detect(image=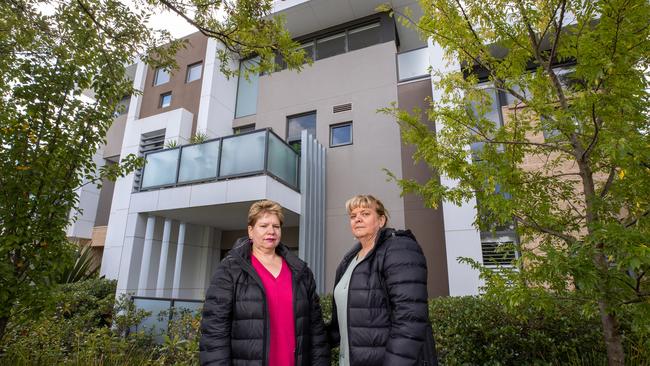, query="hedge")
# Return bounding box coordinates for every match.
[1,279,647,365]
